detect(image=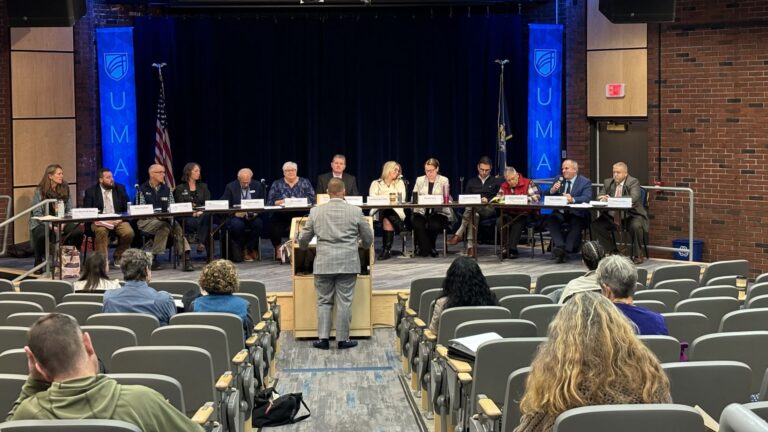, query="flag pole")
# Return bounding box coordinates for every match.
[495,59,510,177]
[152,62,175,189]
